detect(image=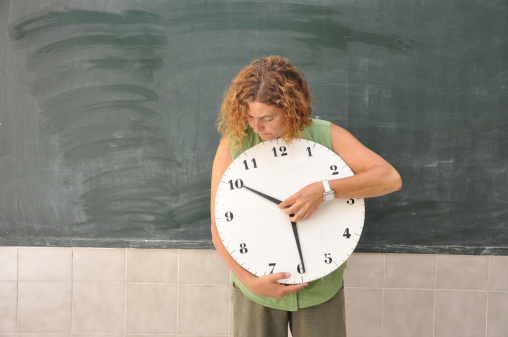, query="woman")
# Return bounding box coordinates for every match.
[210,56,401,337]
